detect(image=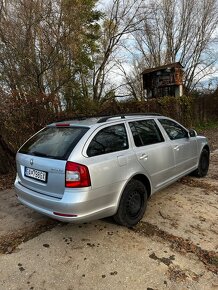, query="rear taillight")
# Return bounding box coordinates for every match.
[65,161,91,188]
